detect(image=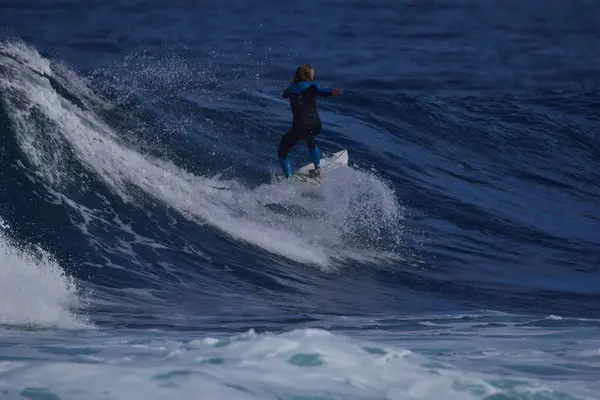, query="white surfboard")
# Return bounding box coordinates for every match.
[292,149,349,185]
